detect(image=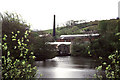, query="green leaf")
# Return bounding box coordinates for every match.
[32,56,36,59]
[25,31,28,34]
[106,67,108,70]
[26,39,29,42]
[12,39,16,41]
[116,32,120,36]
[116,50,118,53]
[7,51,10,56]
[99,56,102,60]
[4,43,7,45]
[17,31,20,33]
[11,32,14,34]
[4,34,7,37]
[14,46,17,49]
[3,37,6,41]
[103,62,106,65]
[20,53,23,57]
[117,61,119,64]
[22,61,25,65]
[31,52,33,55]
[15,33,17,36]
[4,46,8,50]
[108,55,112,59]
[97,65,102,70]
[27,64,31,67]
[88,51,90,54]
